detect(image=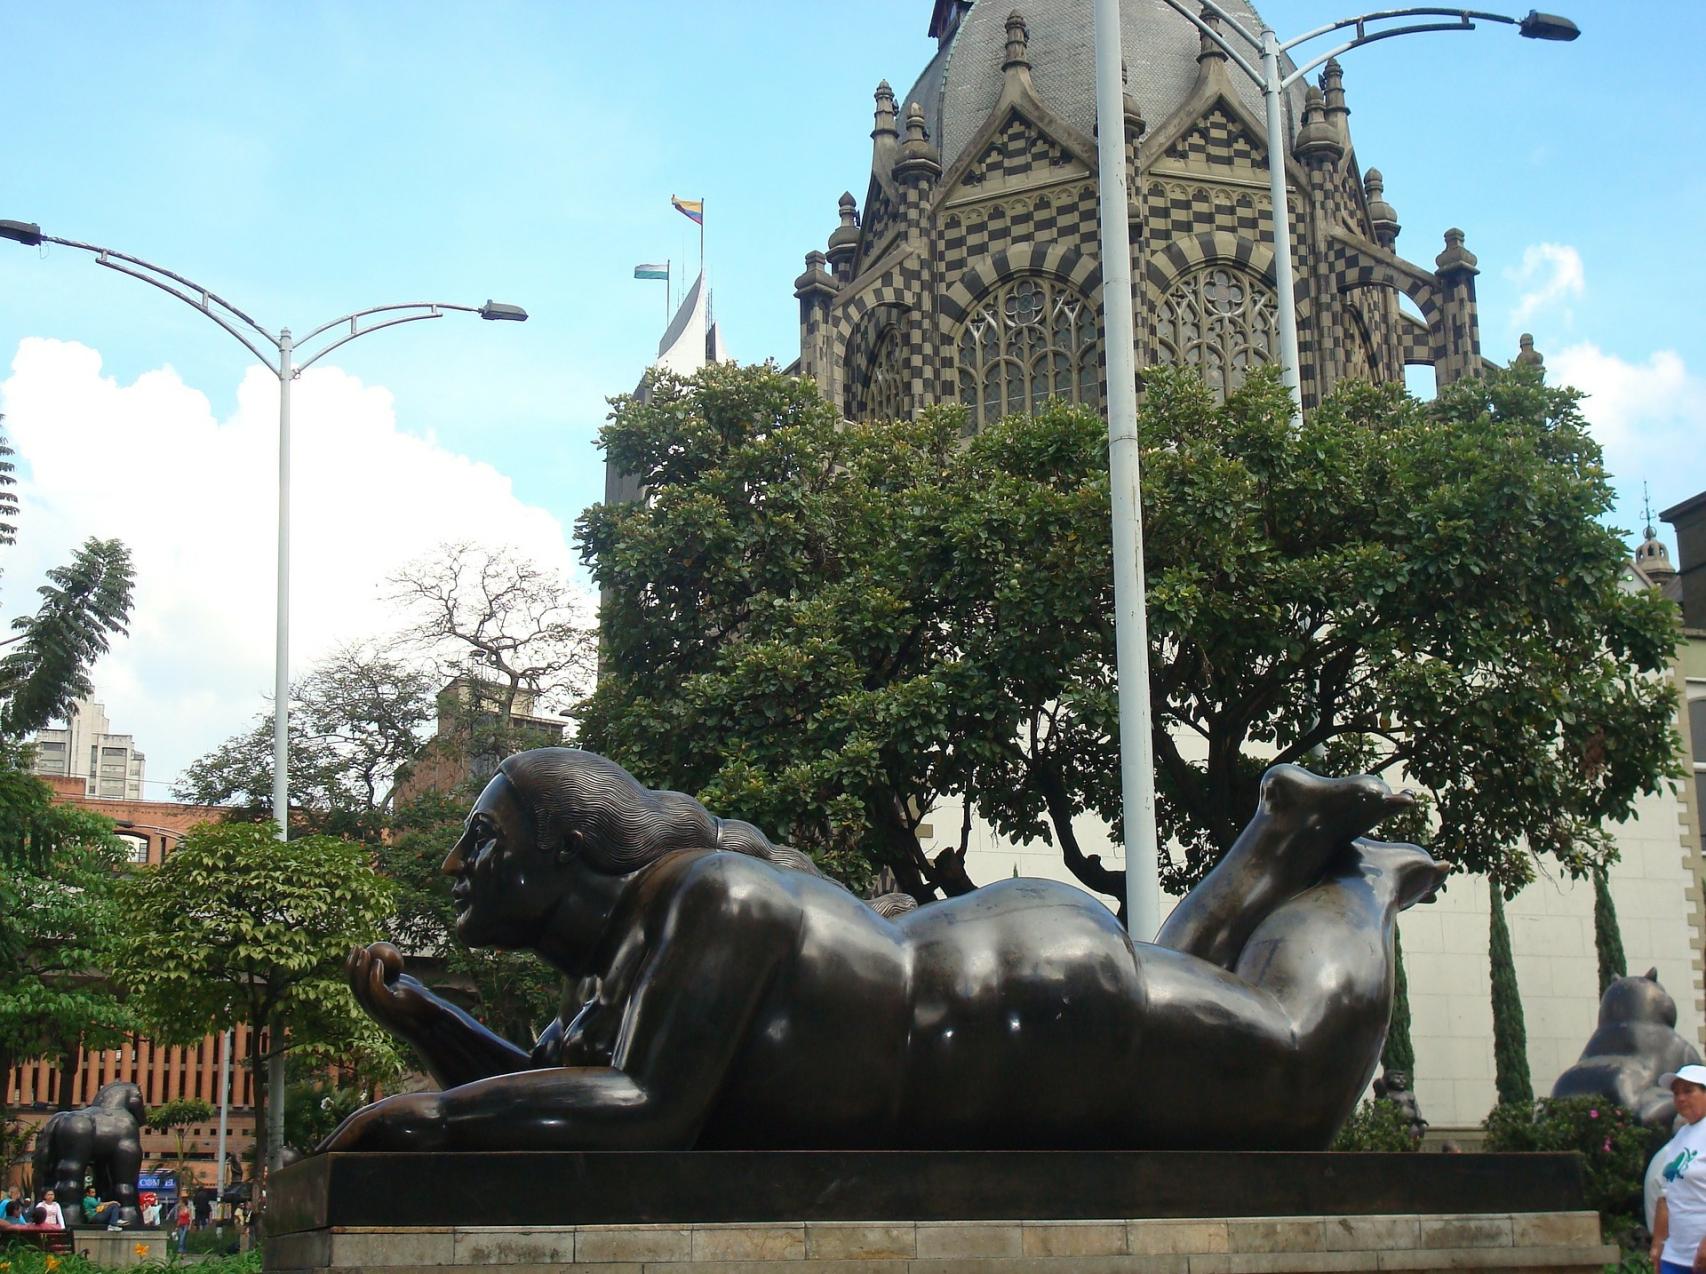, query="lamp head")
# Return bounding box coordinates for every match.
[1519,11,1580,40]
[0,220,44,246]
[478,301,528,322]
